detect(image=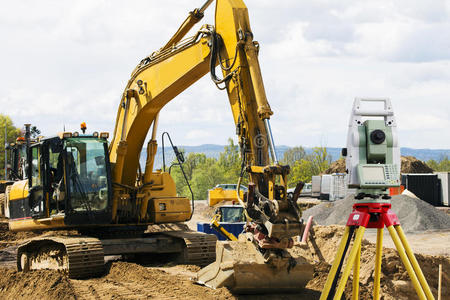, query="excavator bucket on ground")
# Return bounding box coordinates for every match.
[196,240,313,293]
